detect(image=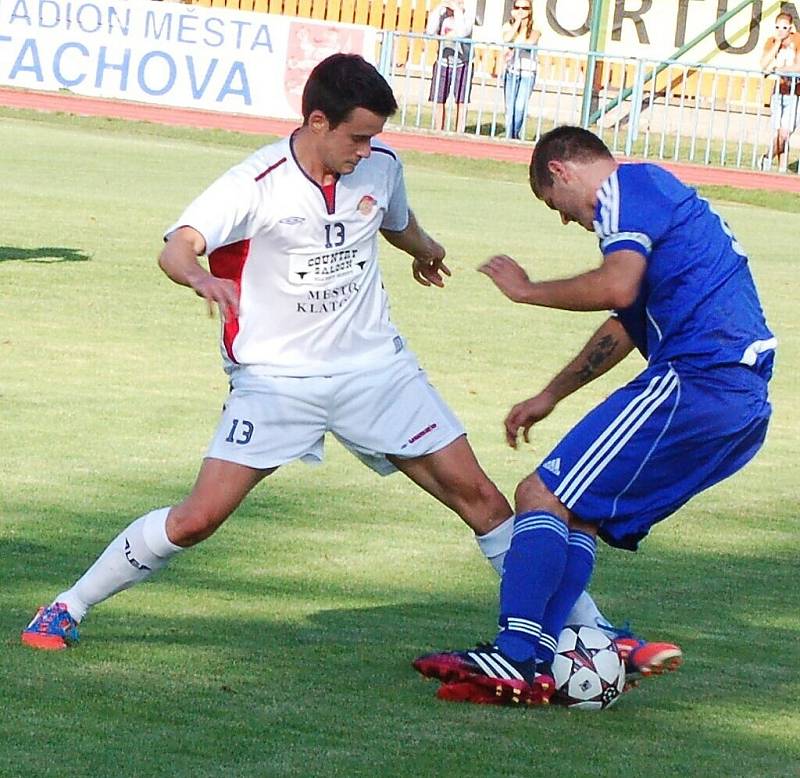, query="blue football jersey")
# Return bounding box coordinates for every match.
[596,164,776,372]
